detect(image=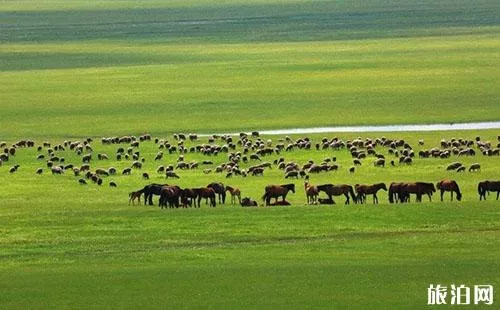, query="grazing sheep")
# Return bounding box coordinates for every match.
[349,166,355,173]
[36,168,43,174]
[97,153,109,160]
[109,181,117,187]
[456,166,466,172]
[142,172,150,180]
[469,163,481,172]
[95,168,109,176]
[78,178,87,185]
[132,161,142,169]
[285,171,299,179]
[373,158,385,167]
[82,154,92,163]
[166,171,180,179]
[154,152,163,161]
[122,167,132,175]
[353,159,362,166]
[446,162,463,171]
[108,167,117,175]
[51,166,63,175]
